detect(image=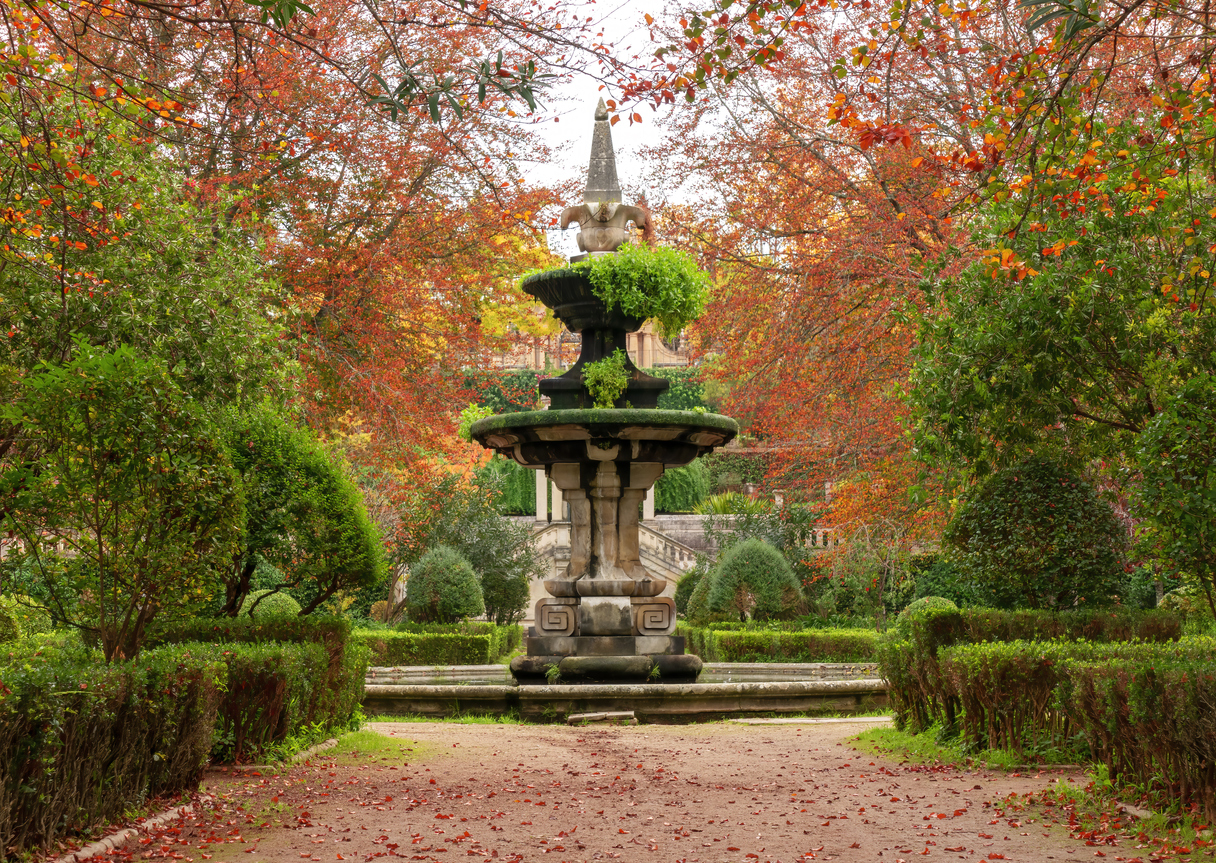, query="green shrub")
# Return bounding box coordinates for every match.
[893,596,958,636]
[150,615,368,746]
[218,405,387,618]
[674,565,707,618]
[406,546,485,623]
[655,460,711,513]
[357,622,521,666]
[393,477,540,625]
[0,639,223,854]
[239,589,302,618]
[208,640,328,762]
[944,458,1127,609]
[677,624,876,662]
[705,538,803,622]
[685,568,731,626]
[931,636,1216,817]
[1064,639,1216,818]
[876,607,1184,733]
